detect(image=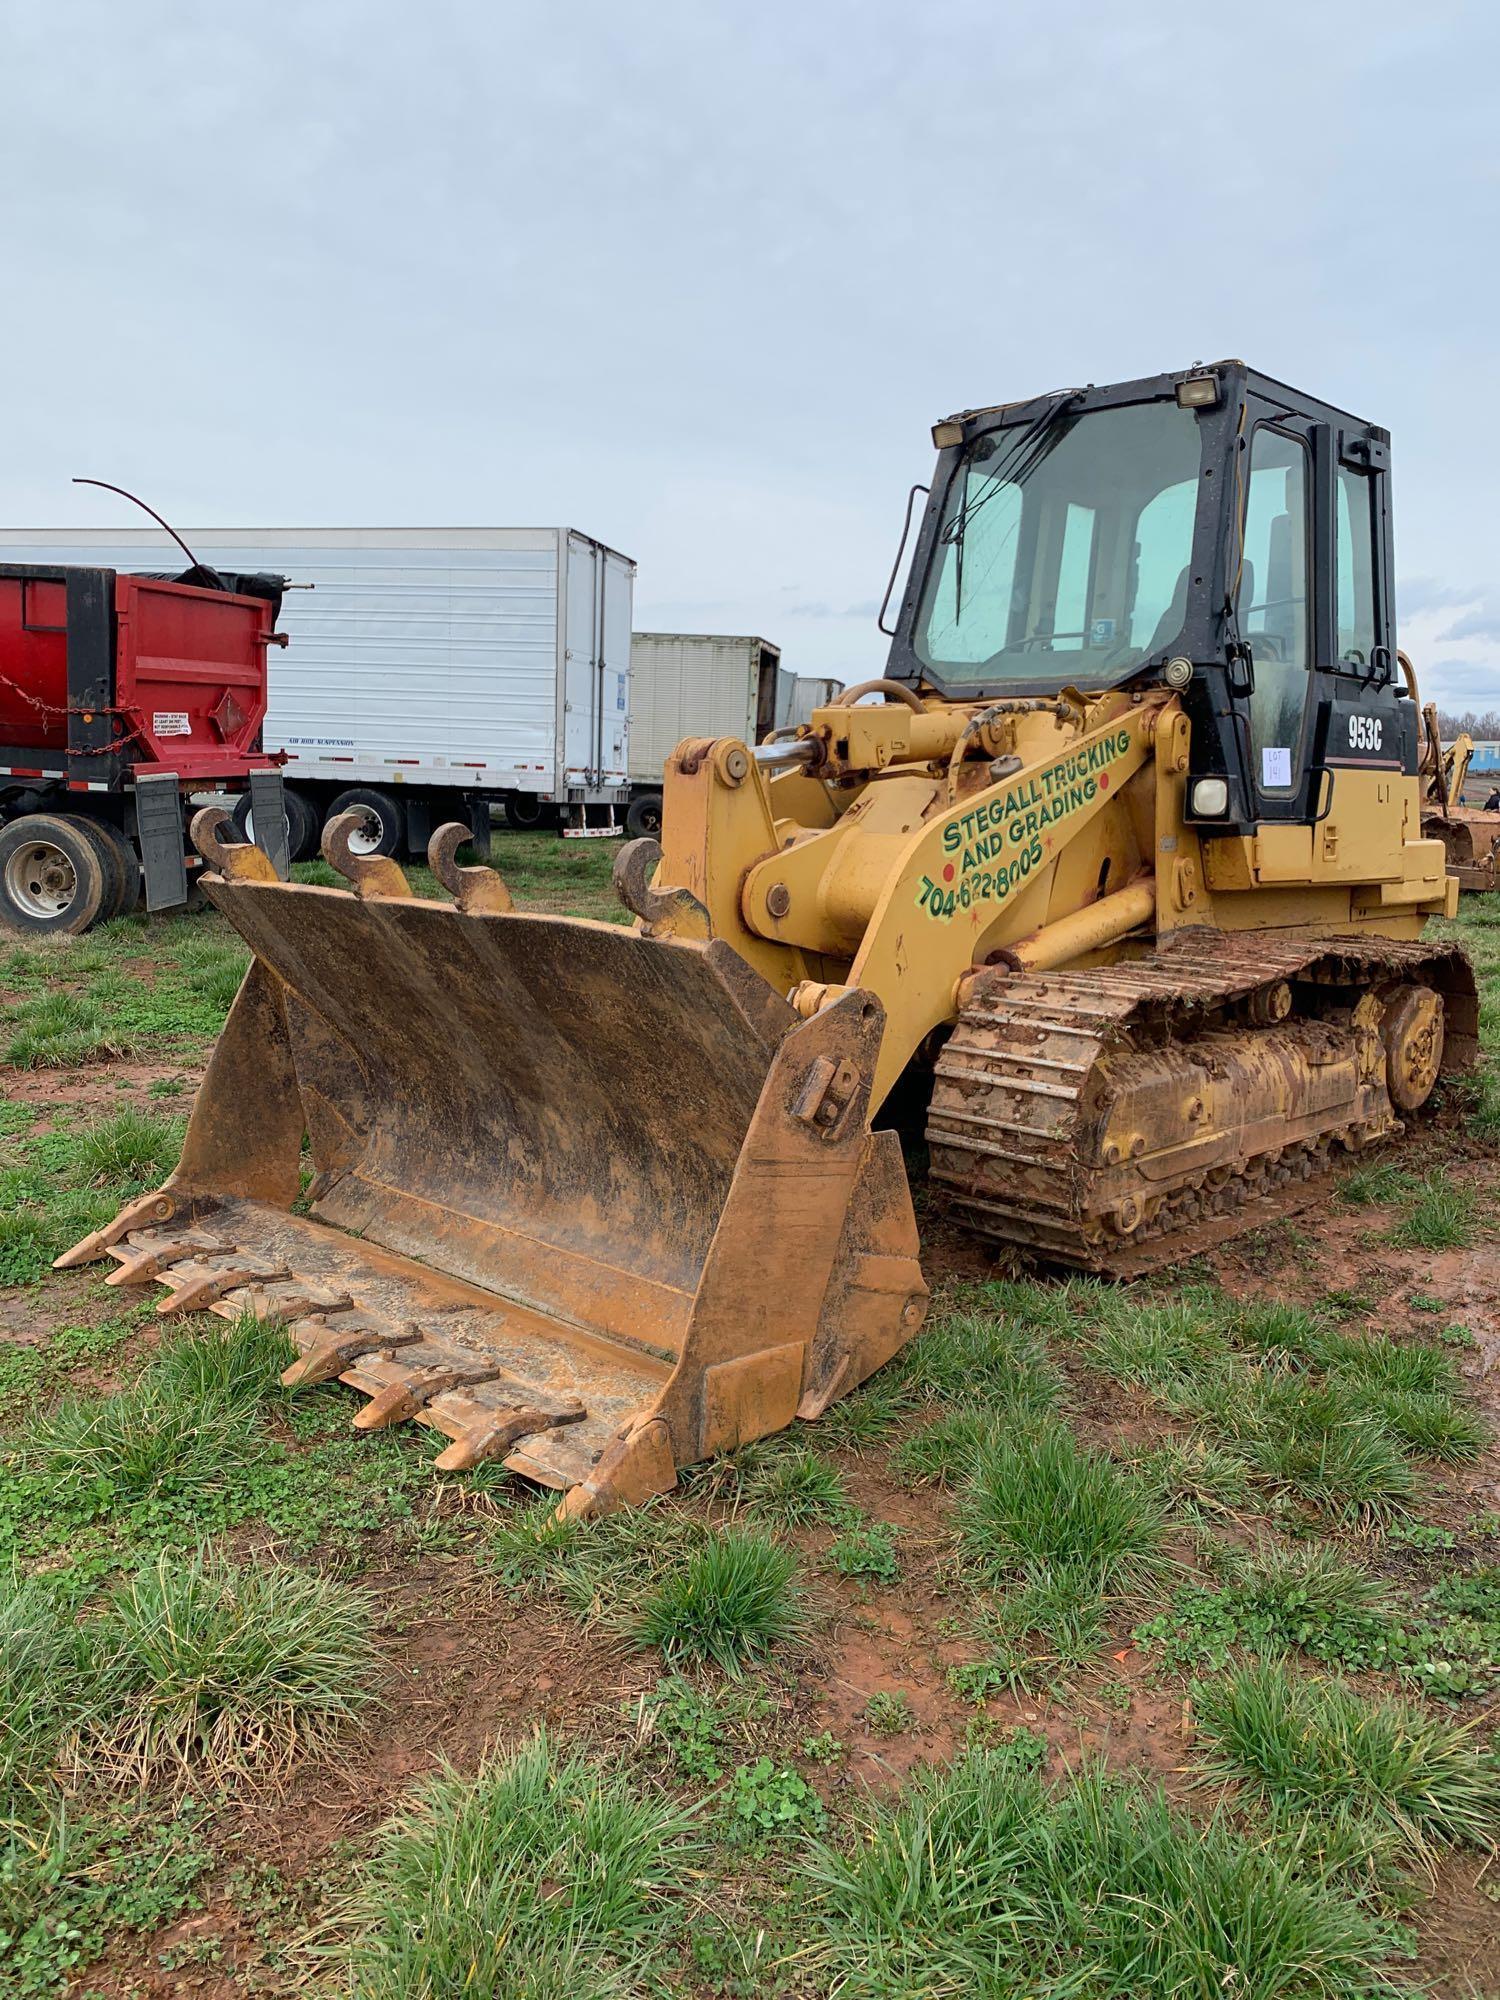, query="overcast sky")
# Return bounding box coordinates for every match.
[3,0,1497,708]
